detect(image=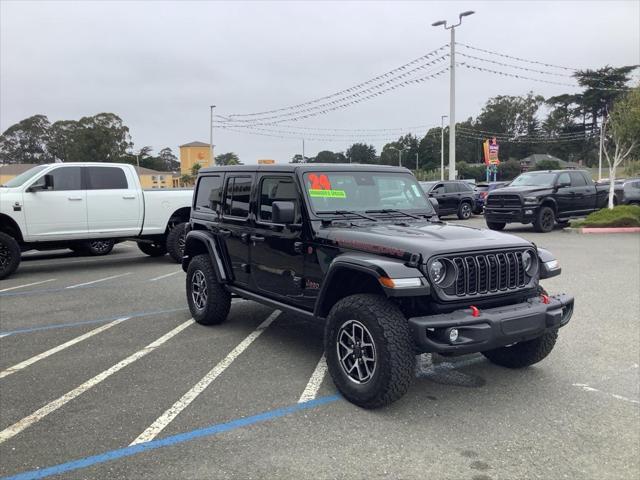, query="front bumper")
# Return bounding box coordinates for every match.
[408,293,574,354]
[484,206,538,224]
